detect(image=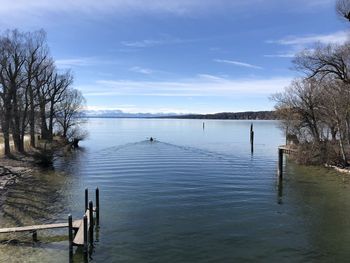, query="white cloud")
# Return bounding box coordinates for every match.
[214,59,262,69]
[77,75,291,97]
